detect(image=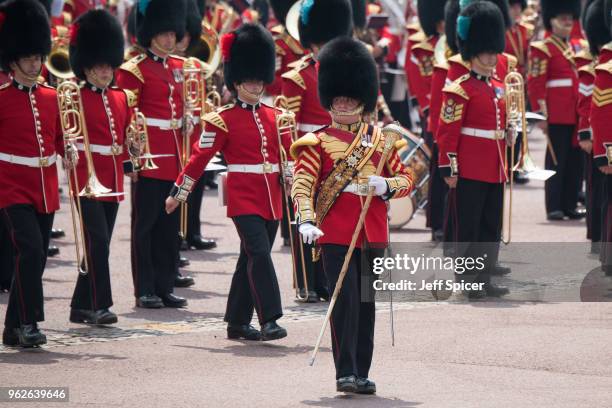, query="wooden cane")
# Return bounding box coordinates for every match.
[309,127,399,366]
